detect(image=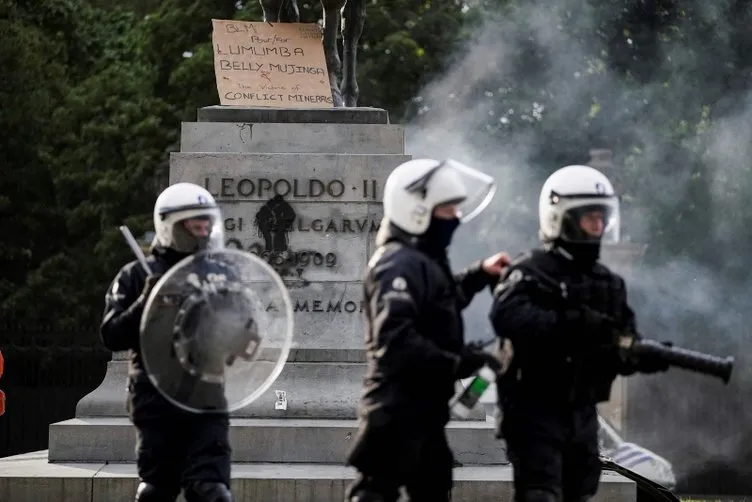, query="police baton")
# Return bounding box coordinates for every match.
[119,225,153,275]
